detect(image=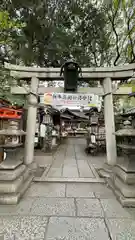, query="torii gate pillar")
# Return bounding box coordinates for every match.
[24,77,39,166]
[103,77,116,166]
